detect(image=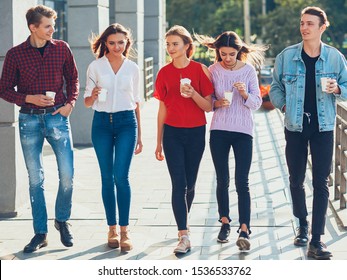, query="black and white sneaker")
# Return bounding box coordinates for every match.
[236,231,250,251]
[217,223,231,243]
